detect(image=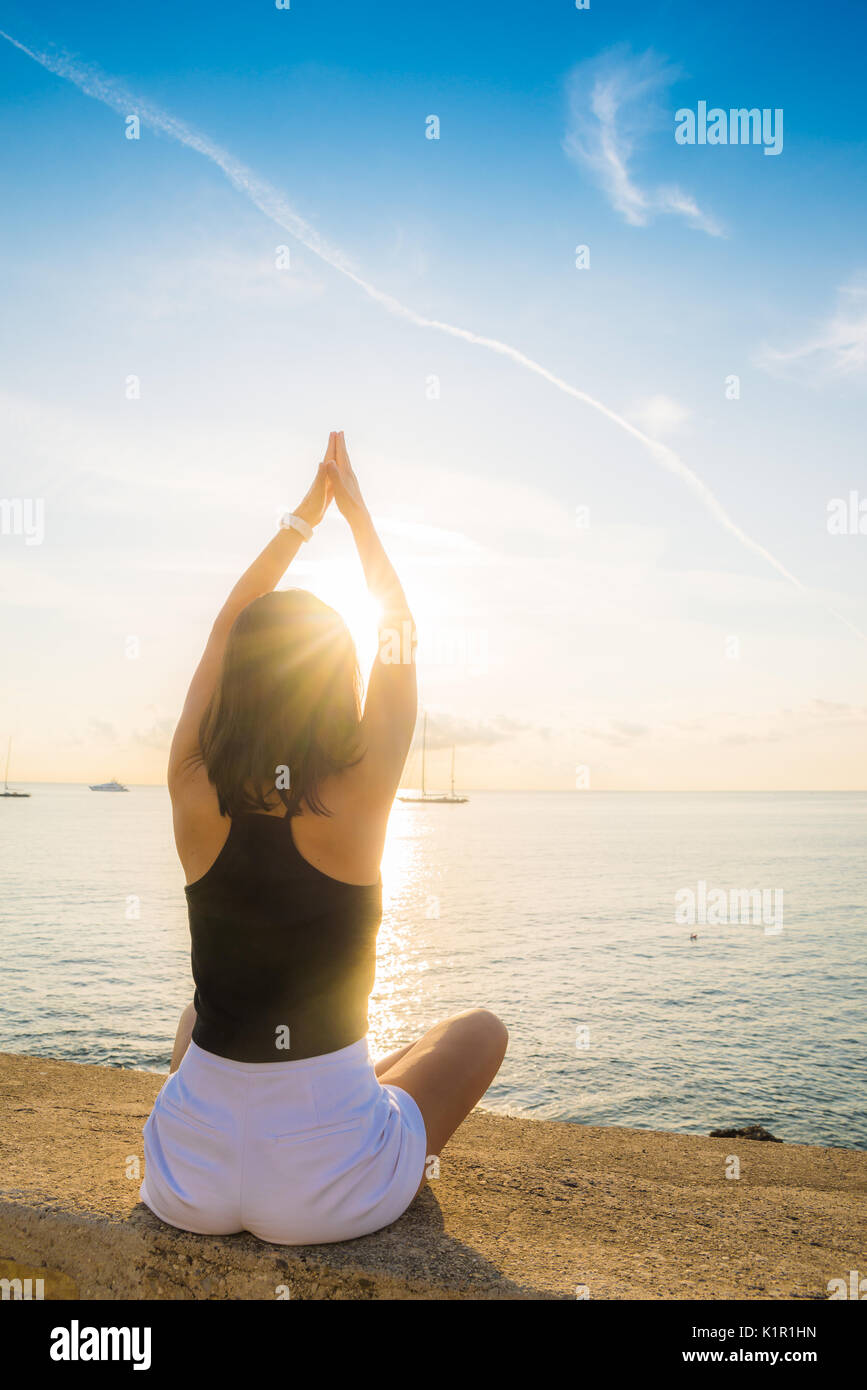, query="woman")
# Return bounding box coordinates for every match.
[140,431,508,1245]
